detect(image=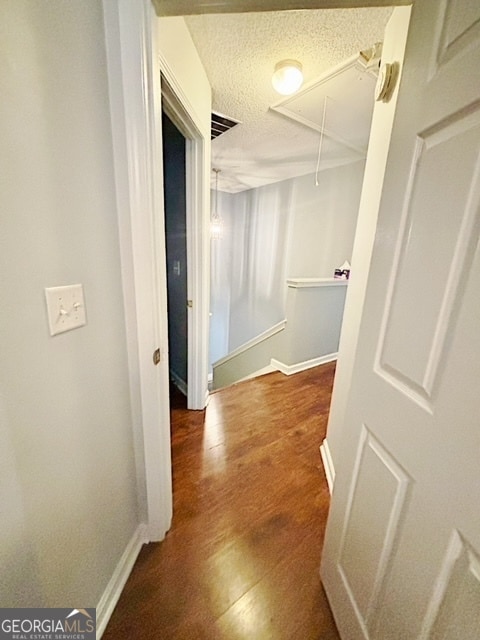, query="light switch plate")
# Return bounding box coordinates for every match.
[45,284,86,336]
